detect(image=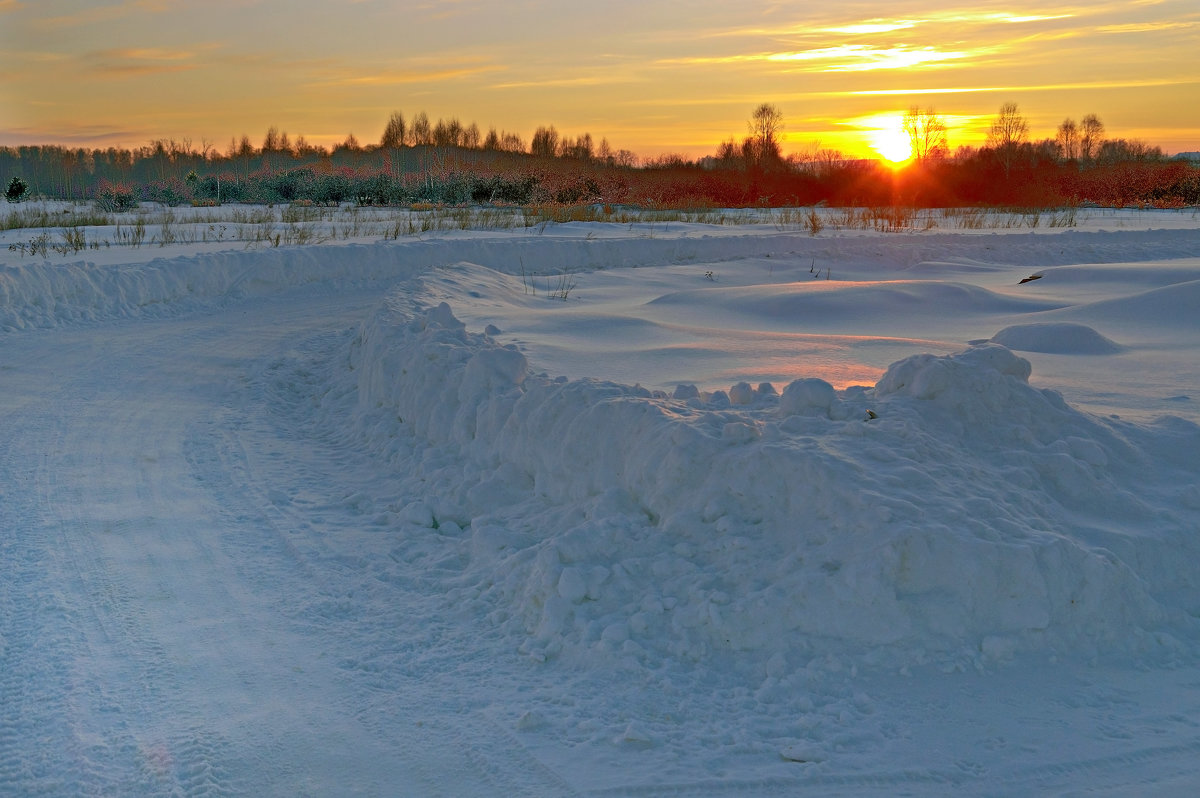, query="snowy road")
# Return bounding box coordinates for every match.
[0,289,575,796]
